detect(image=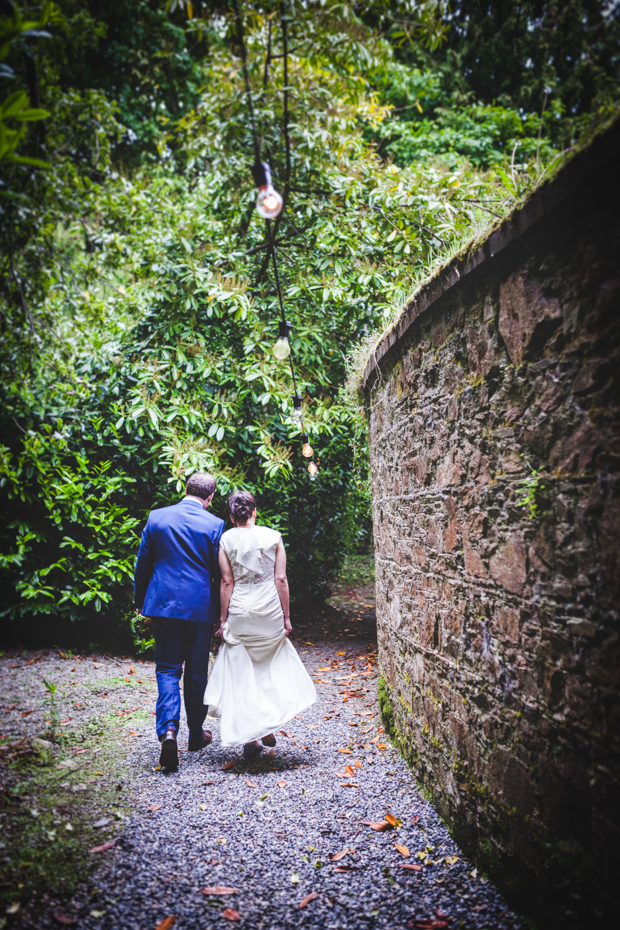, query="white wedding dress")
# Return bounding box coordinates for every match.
[204,525,316,747]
